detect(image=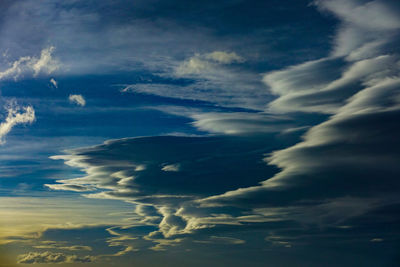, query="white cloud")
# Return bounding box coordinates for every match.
[0,103,35,144]
[204,51,245,64]
[175,56,213,76]
[69,94,86,106]
[191,112,293,134]
[264,55,399,114]
[314,0,400,58]
[45,183,95,192]
[161,163,180,172]
[0,56,31,80]
[30,46,60,76]
[50,78,58,88]
[314,0,400,31]
[0,46,60,80]
[175,51,244,76]
[114,50,269,110]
